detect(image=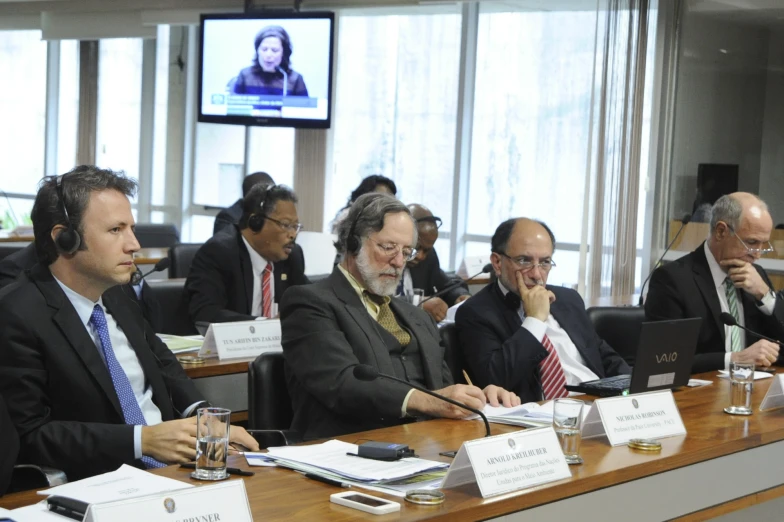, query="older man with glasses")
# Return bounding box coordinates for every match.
[455,218,630,404]
[646,193,784,373]
[281,193,519,440]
